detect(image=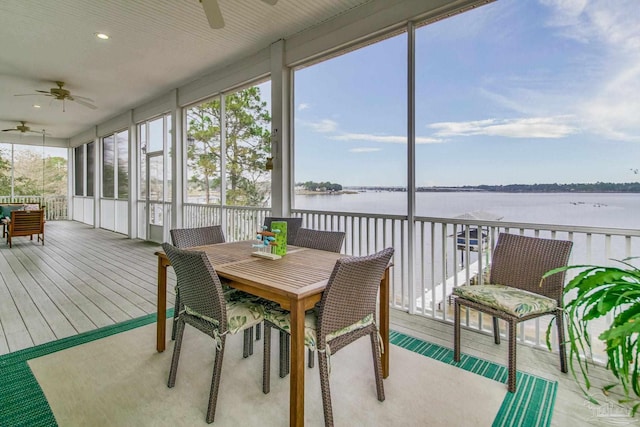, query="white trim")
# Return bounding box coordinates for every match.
[133,93,172,124]
[97,113,130,138]
[178,48,271,107]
